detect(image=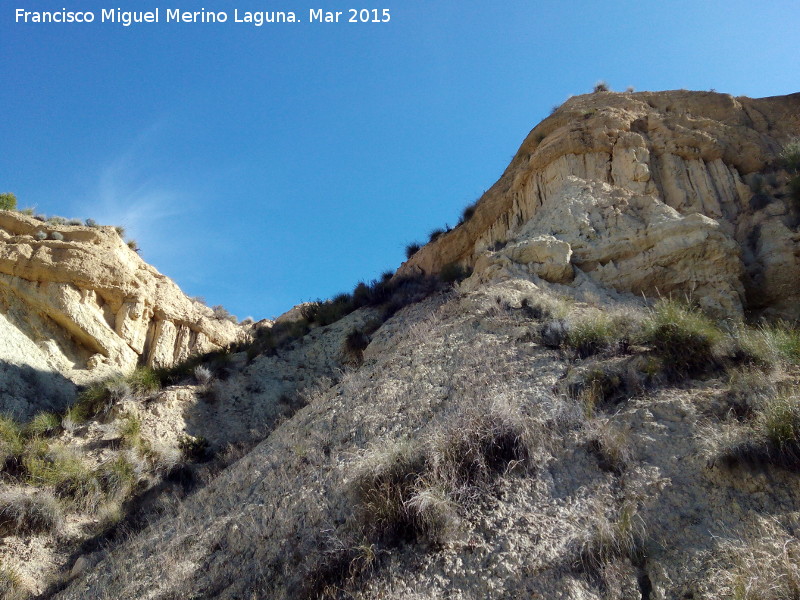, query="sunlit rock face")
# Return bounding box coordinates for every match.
[401,90,800,318]
[0,211,241,417]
